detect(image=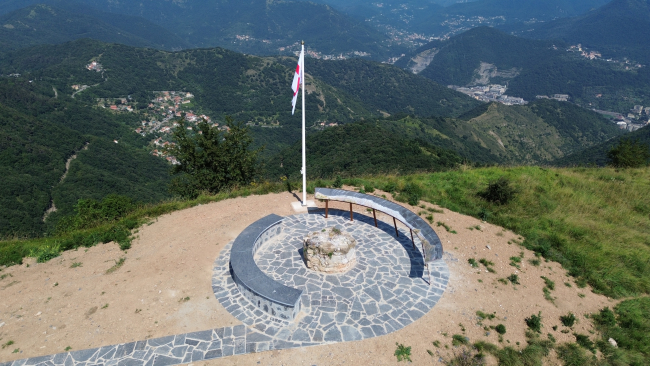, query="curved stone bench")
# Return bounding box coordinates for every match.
[230,214,303,320]
[315,188,444,262]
